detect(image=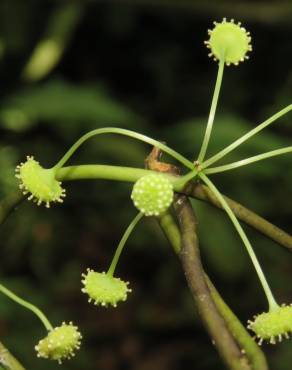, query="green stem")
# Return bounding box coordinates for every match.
[107,212,143,276]
[204,146,292,174]
[0,342,26,370]
[197,58,225,162]
[0,284,53,331]
[56,164,185,190]
[199,172,279,311]
[202,104,292,168]
[56,164,155,183]
[158,212,181,254]
[53,127,194,171]
[175,195,250,370]
[172,168,198,190]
